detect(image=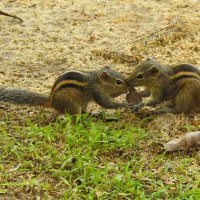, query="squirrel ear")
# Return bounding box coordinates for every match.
[100,71,110,80]
[103,66,110,69]
[149,66,160,76]
[146,57,154,61]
